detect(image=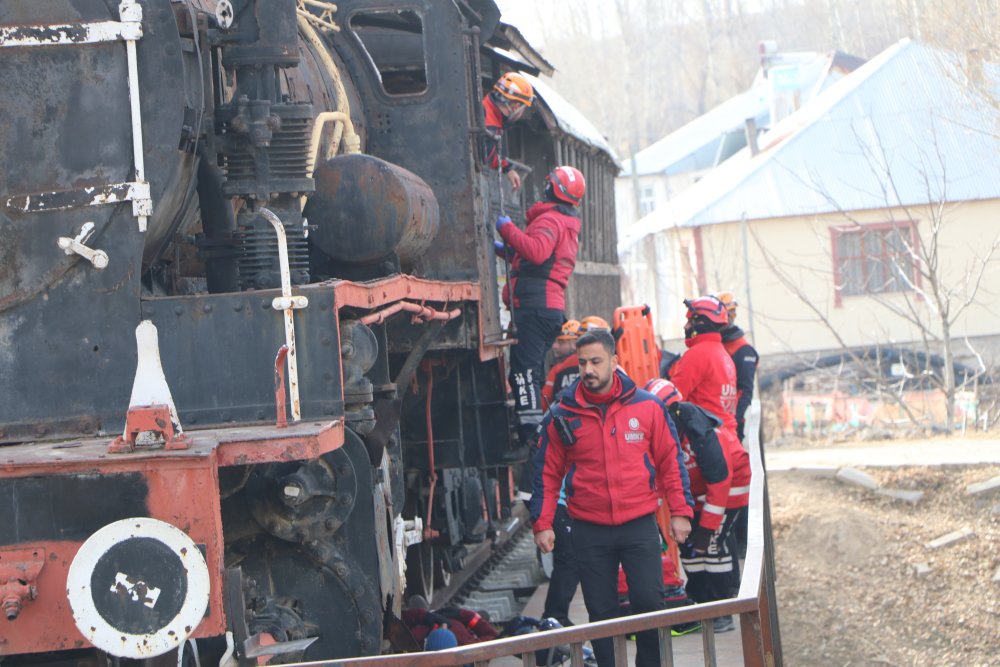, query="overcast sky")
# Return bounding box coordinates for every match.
[493,1,544,44]
[493,0,620,48]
